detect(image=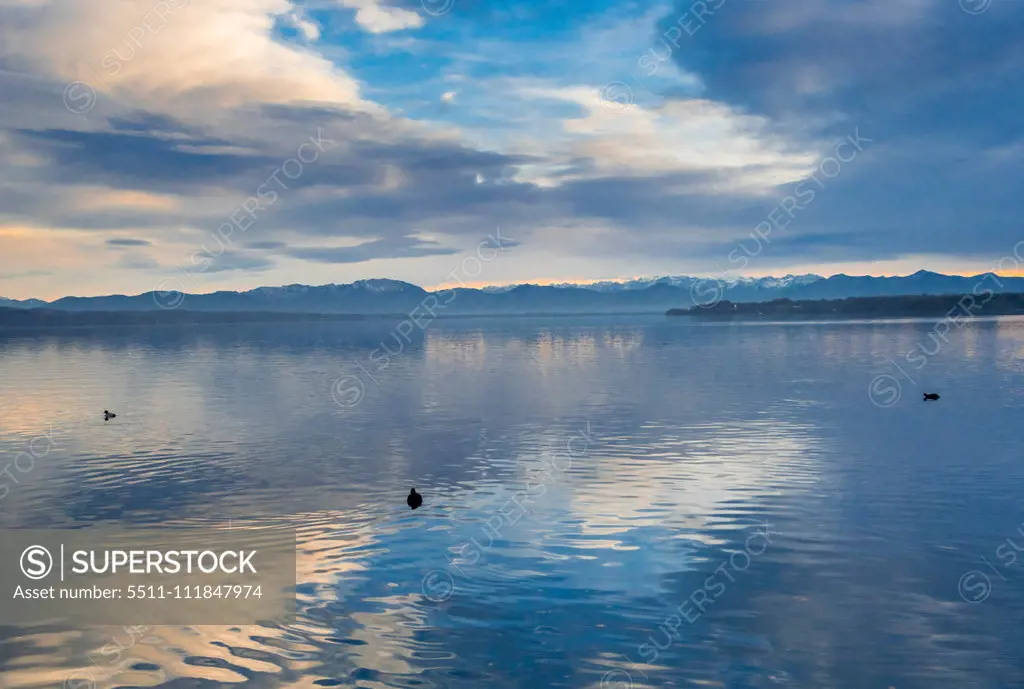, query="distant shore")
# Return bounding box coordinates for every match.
[0,307,664,330]
[0,308,402,330]
[5,291,1024,331]
[667,293,1024,319]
